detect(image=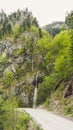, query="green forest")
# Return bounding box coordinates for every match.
[0,9,73,129]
